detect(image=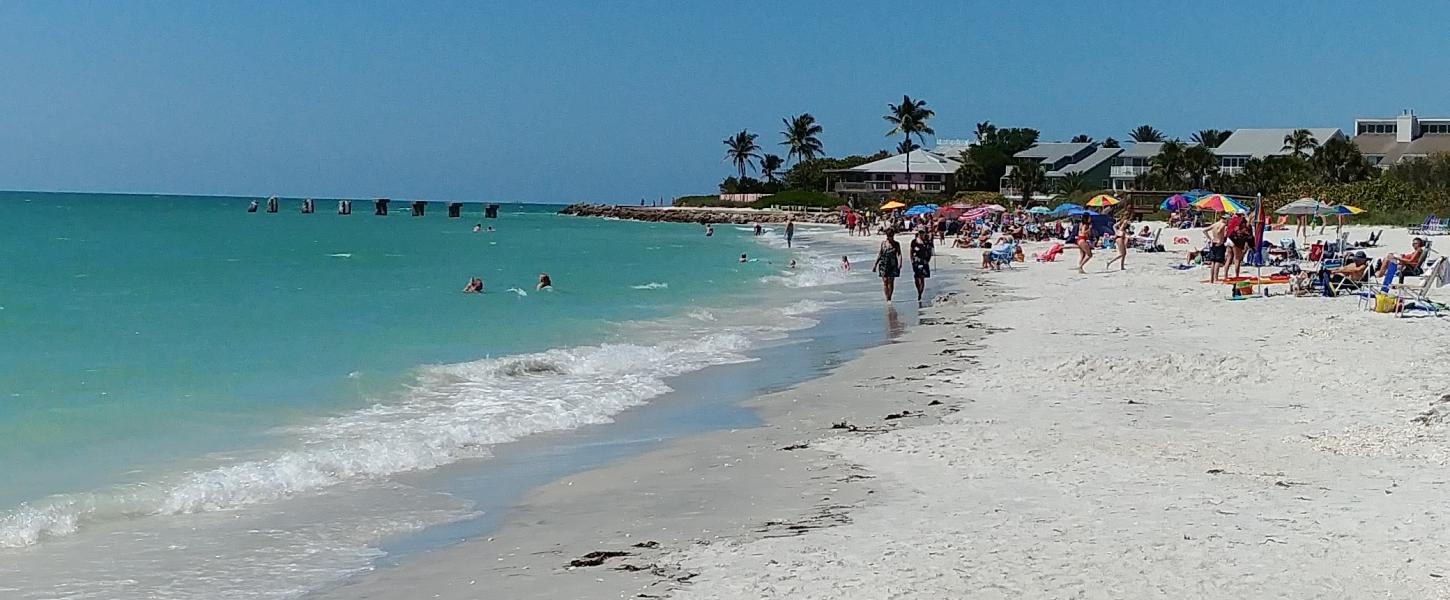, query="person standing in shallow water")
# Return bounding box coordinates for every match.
[785,218,795,248]
[872,230,902,301]
[910,230,933,302]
